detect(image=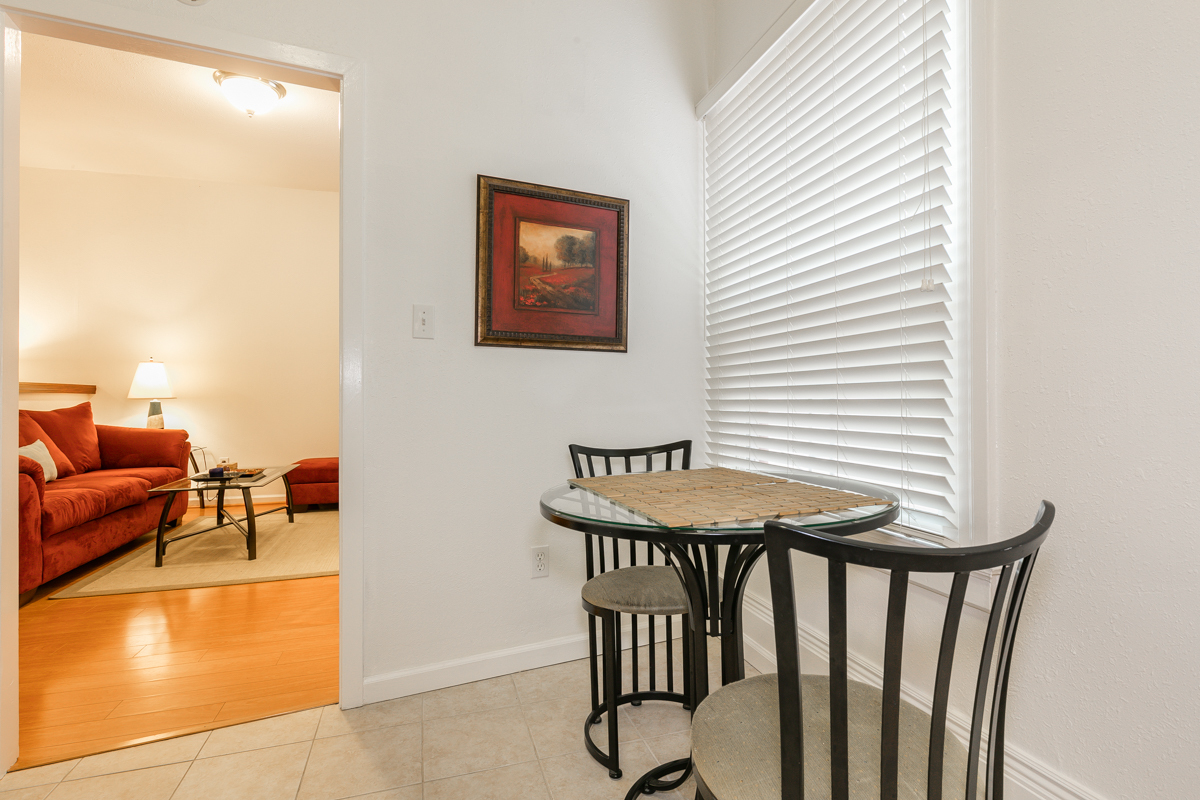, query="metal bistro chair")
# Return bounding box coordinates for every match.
[570,441,695,780]
[692,501,1055,800]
